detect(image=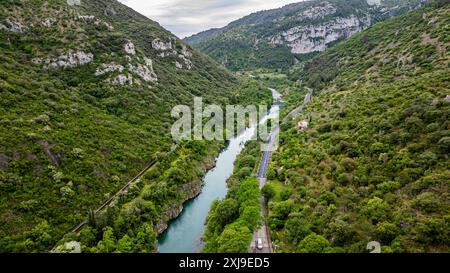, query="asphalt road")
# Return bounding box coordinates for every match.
[249,118,278,253]
[250,87,314,253]
[282,88,313,124]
